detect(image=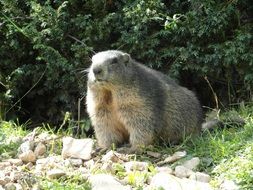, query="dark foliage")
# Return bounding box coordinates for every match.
[0,0,252,125]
